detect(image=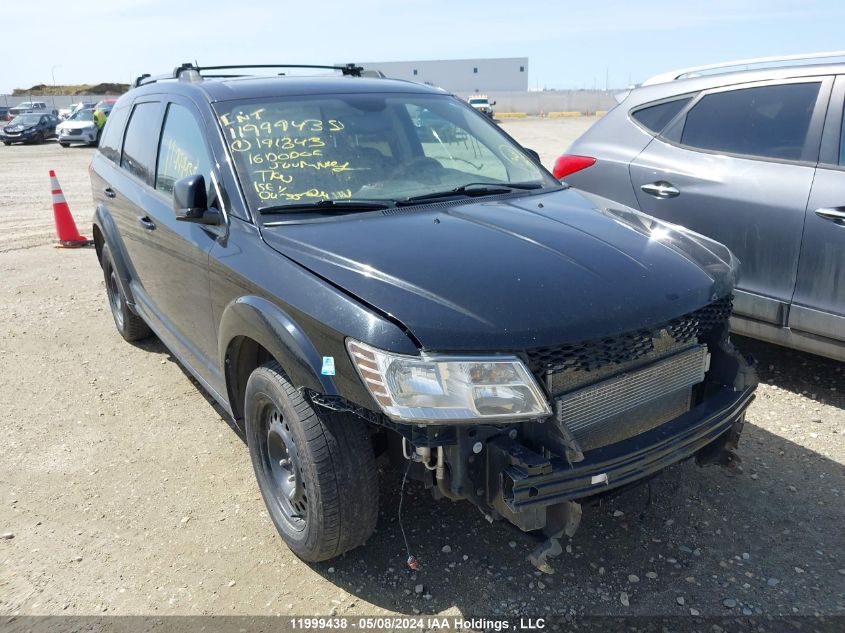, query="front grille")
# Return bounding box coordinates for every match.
[534,297,731,452]
[526,296,732,376]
